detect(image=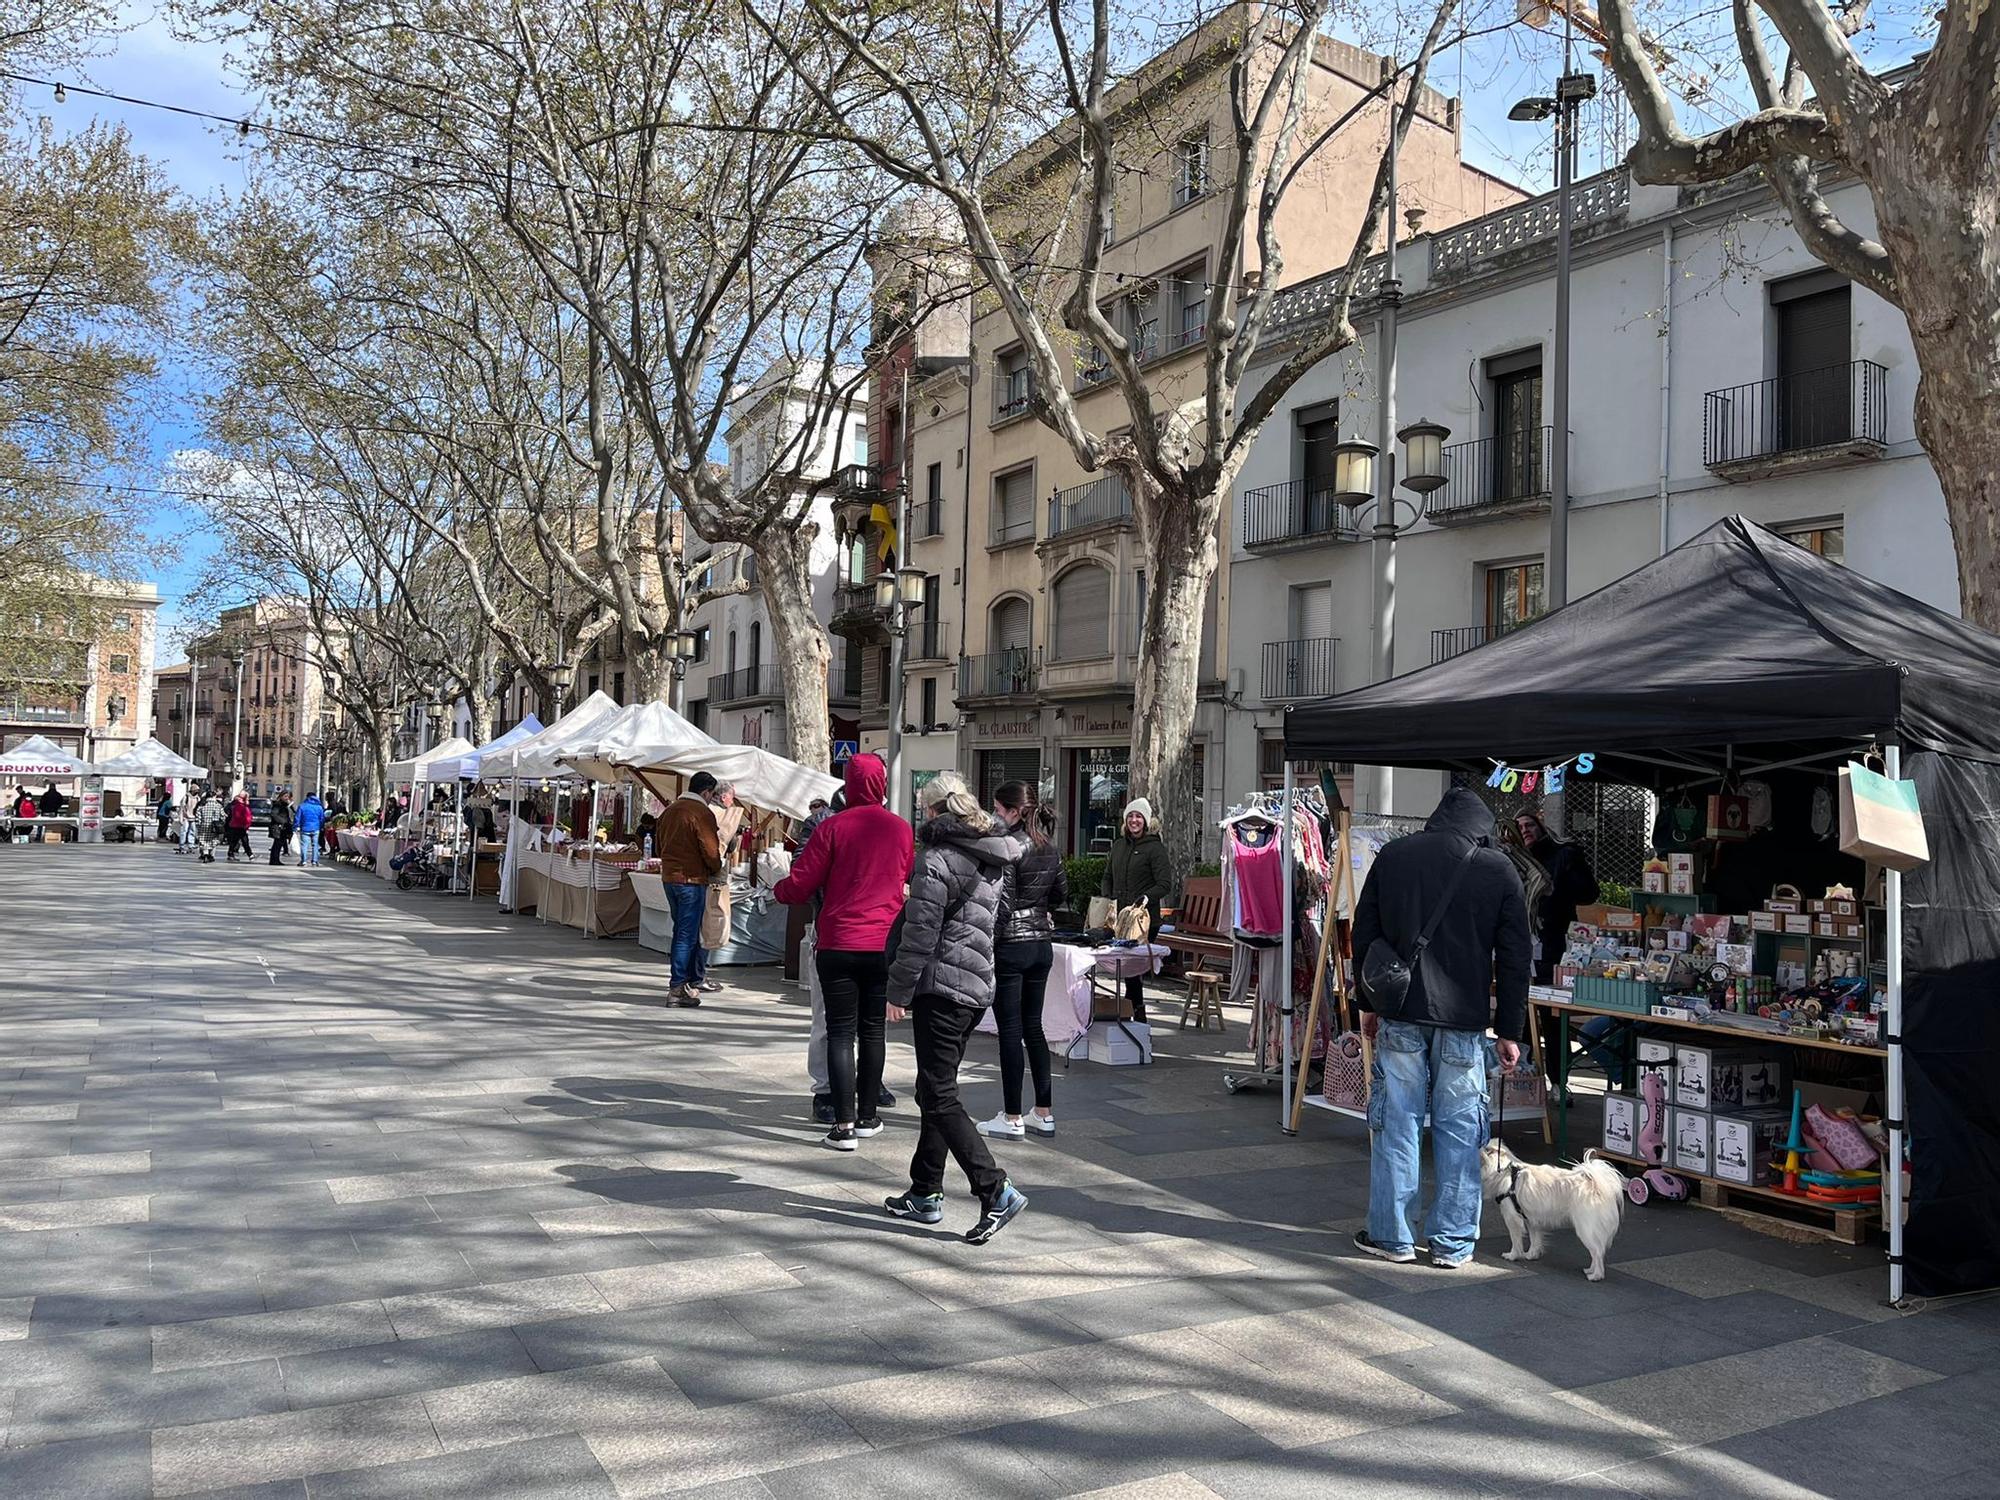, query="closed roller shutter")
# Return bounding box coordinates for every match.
[1053,566,1111,660]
